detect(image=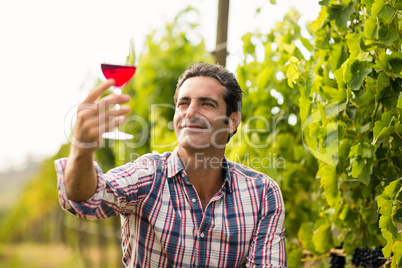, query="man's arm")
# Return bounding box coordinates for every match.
[64,79,131,202]
[246,180,287,267]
